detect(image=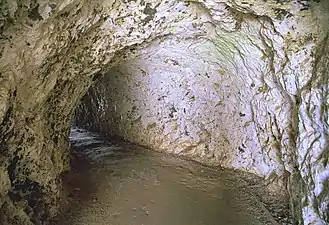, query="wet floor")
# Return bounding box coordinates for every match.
[55,127,293,225]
